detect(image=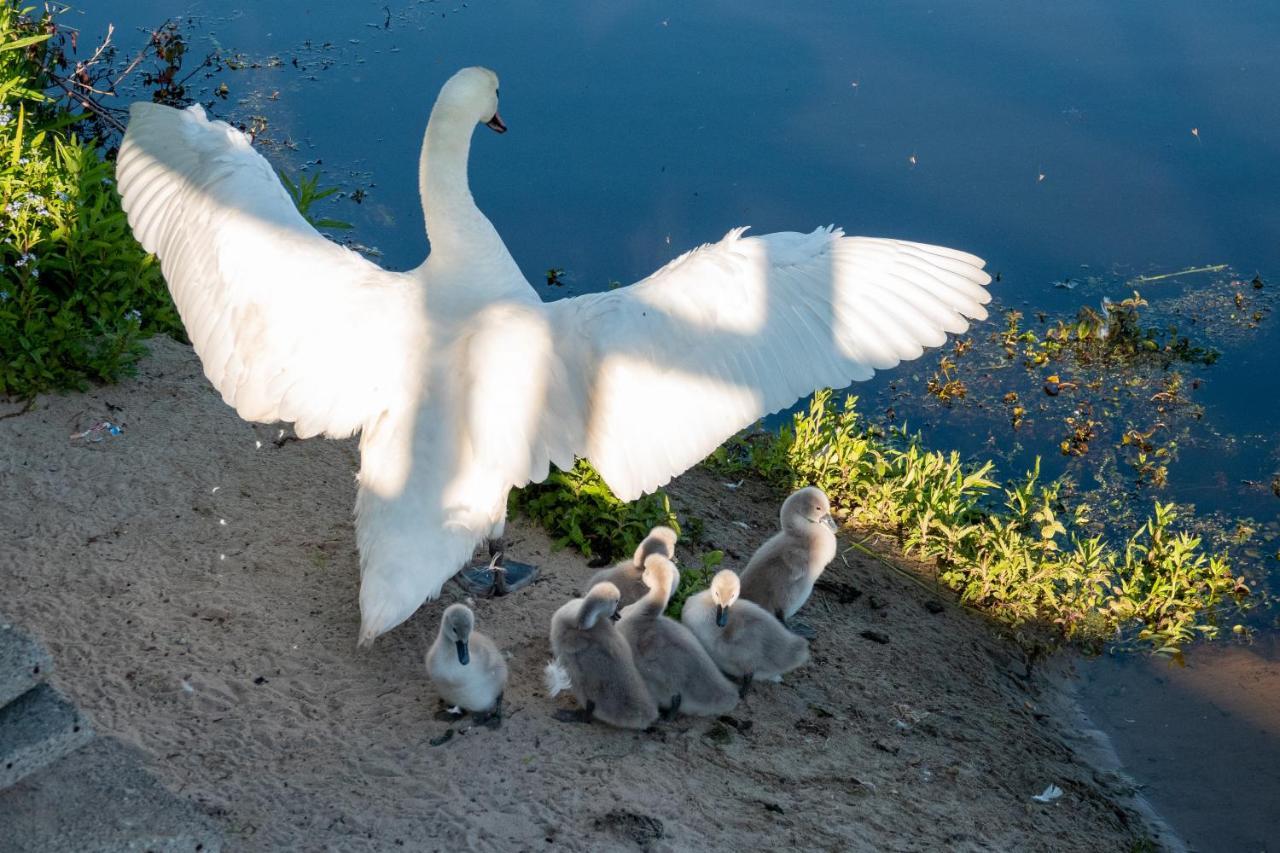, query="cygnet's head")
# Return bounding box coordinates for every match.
[441,603,475,665]
[641,554,679,600]
[435,66,506,133]
[781,486,836,536]
[580,582,622,629]
[709,570,740,628]
[634,525,678,567]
